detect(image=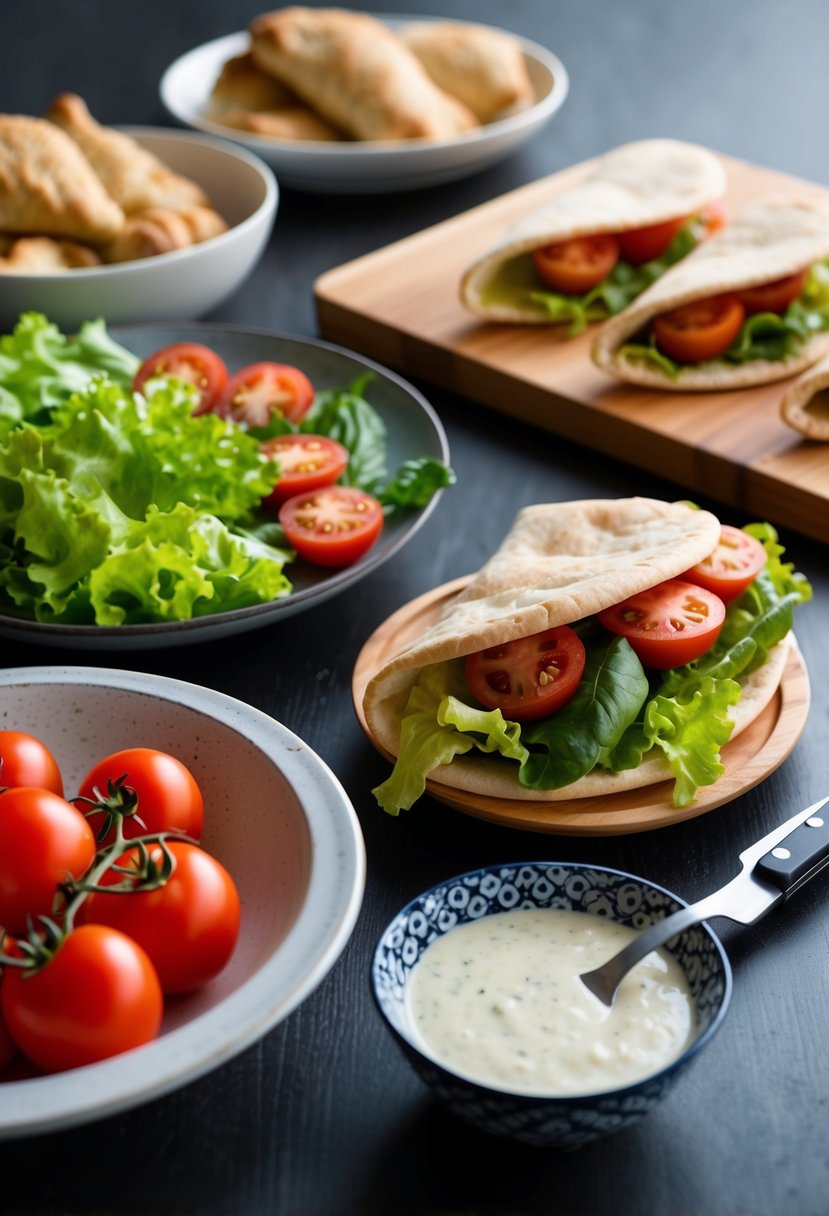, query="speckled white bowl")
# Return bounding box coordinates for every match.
[0,665,365,1138]
[0,128,278,331]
